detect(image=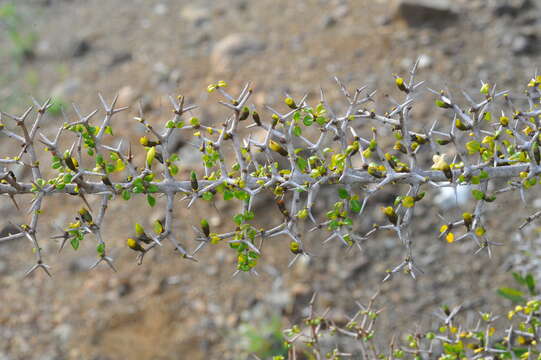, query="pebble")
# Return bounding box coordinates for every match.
[394,0,459,27]
[211,33,265,73]
[180,5,211,27]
